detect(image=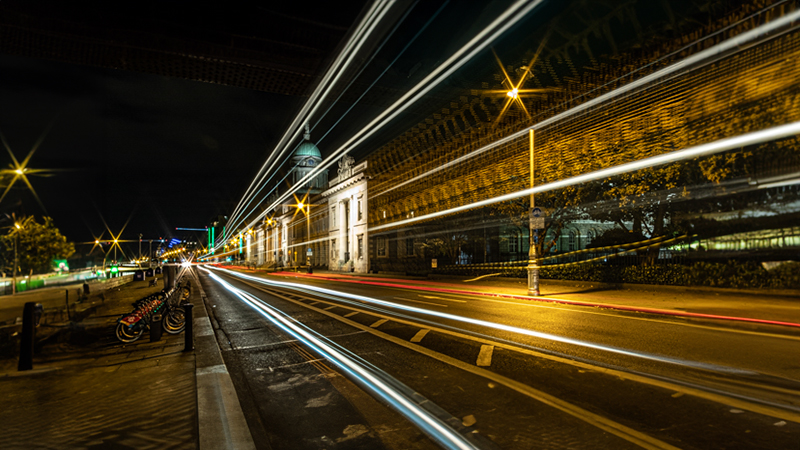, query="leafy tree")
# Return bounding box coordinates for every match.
[1,216,75,276]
